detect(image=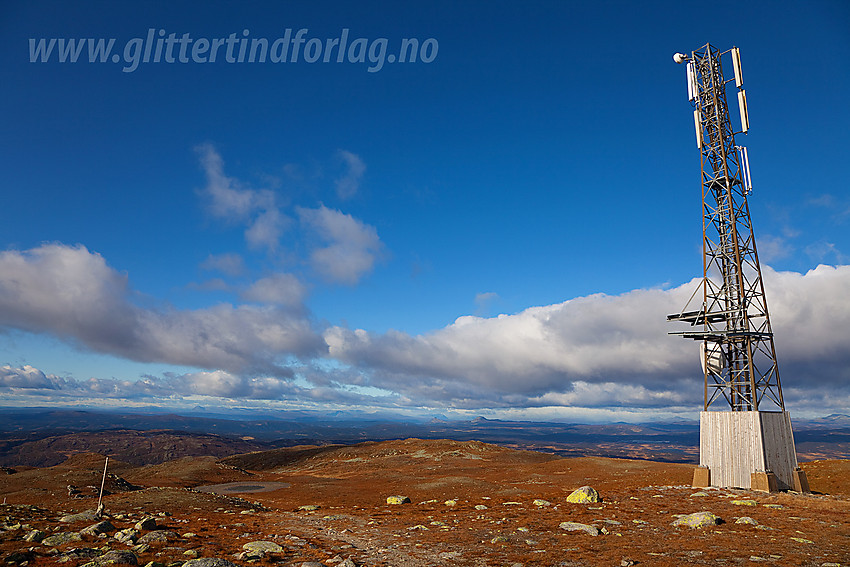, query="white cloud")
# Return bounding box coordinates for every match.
[0,244,325,377]
[335,150,366,199]
[245,208,288,251]
[200,253,245,276]
[298,205,384,284]
[242,273,308,307]
[324,265,850,408]
[3,242,848,416]
[196,144,288,252]
[474,291,499,316]
[196,143,274,221]
[0,364,67,389]
[757,235,793,263]
[180,370,292,399]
